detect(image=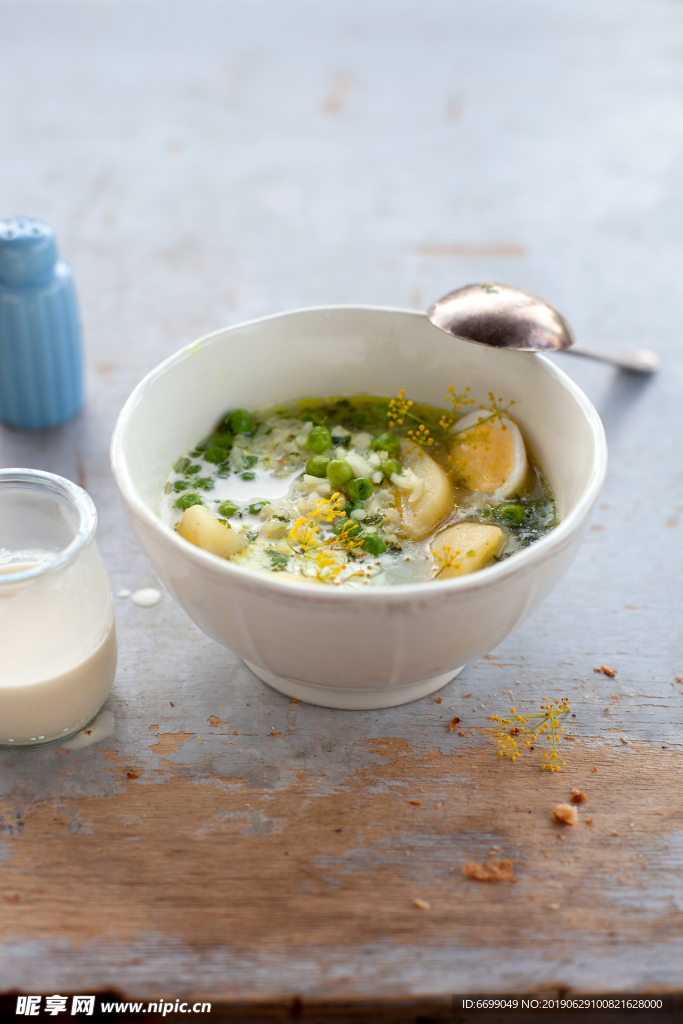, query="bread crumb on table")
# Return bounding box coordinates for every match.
[413,898,431,910]
[553,803,578,825]
[571,788,588,803]
[448,716,461,731]
[462,860,516,882]
[594,664,616,677]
